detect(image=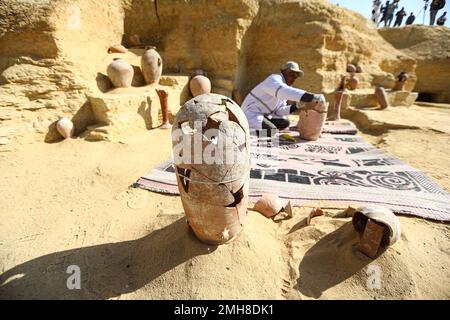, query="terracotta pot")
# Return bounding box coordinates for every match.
[346,64,357,73]
[189,75,212,97]
[298,98,329,141]
[375,86,389,109]
[107,45,128,54]
[107,58,134,88]
[141,47,162,85]
[347,75,359,90]
[172,93,250,245]
[56,117,74,139]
